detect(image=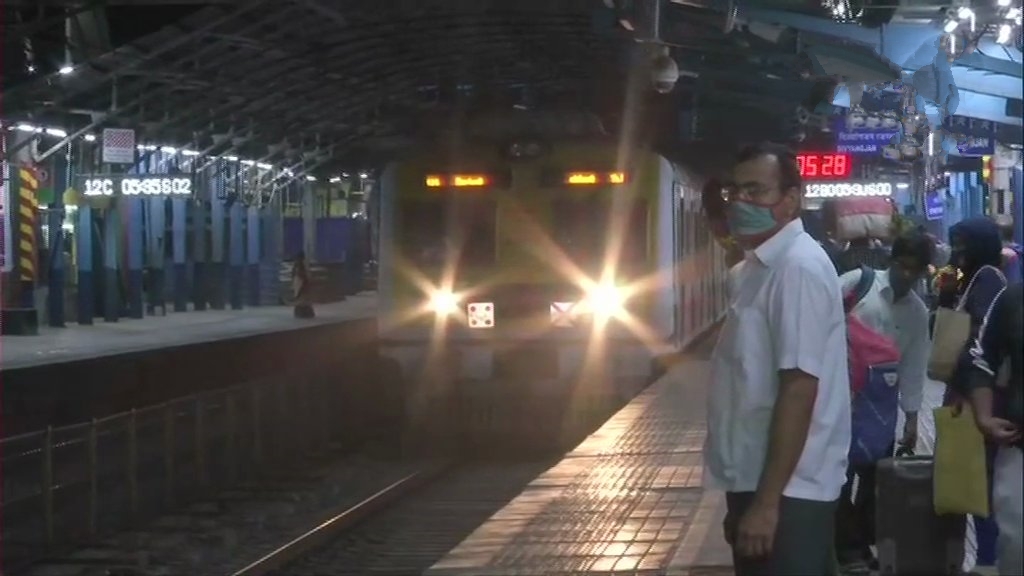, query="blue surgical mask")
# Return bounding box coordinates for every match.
[726,200,780,237]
